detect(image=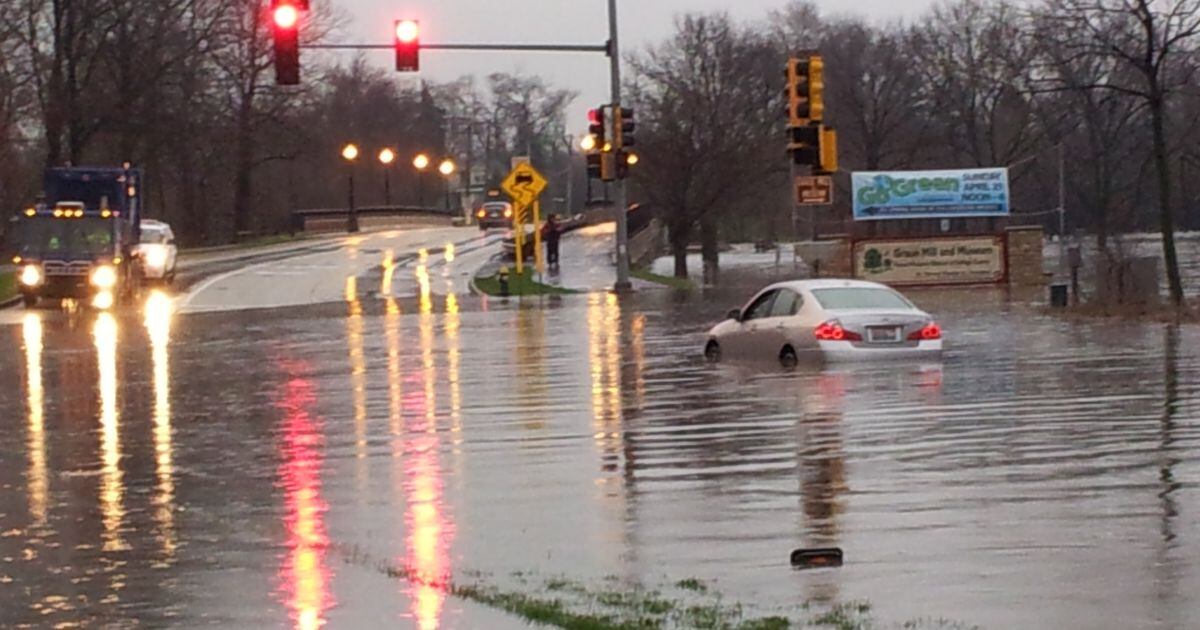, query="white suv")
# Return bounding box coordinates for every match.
[136,220,178,283]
